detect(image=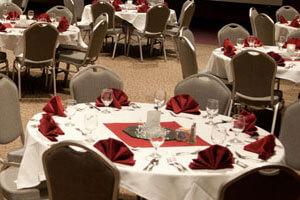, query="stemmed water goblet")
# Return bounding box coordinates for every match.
[27,10,34,20]
[10,17,16,28]
[64,99,77,127]
[236,38,244,51]
[49,13,56,23]
[229,114,245,144]
[84,110,98,142]
[147,125,166,159]
[211,124,226,145]
[287,43,297,68]
[247,35,255,48]
[277,35,286,51]
[2,9,8,22]
[101,88,113,113]
[154,89,166,112]
[206,99,219,125]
